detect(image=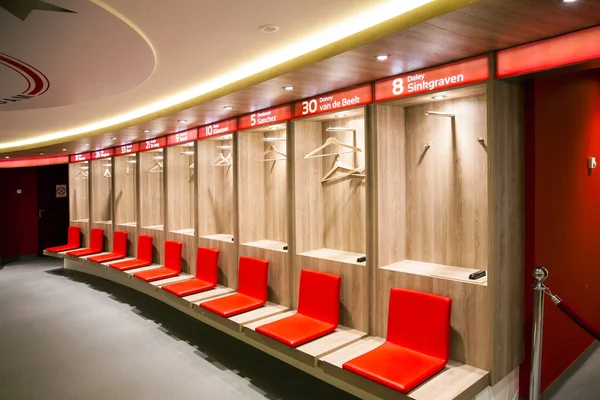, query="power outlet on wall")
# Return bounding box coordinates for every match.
[588,157,597,170]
